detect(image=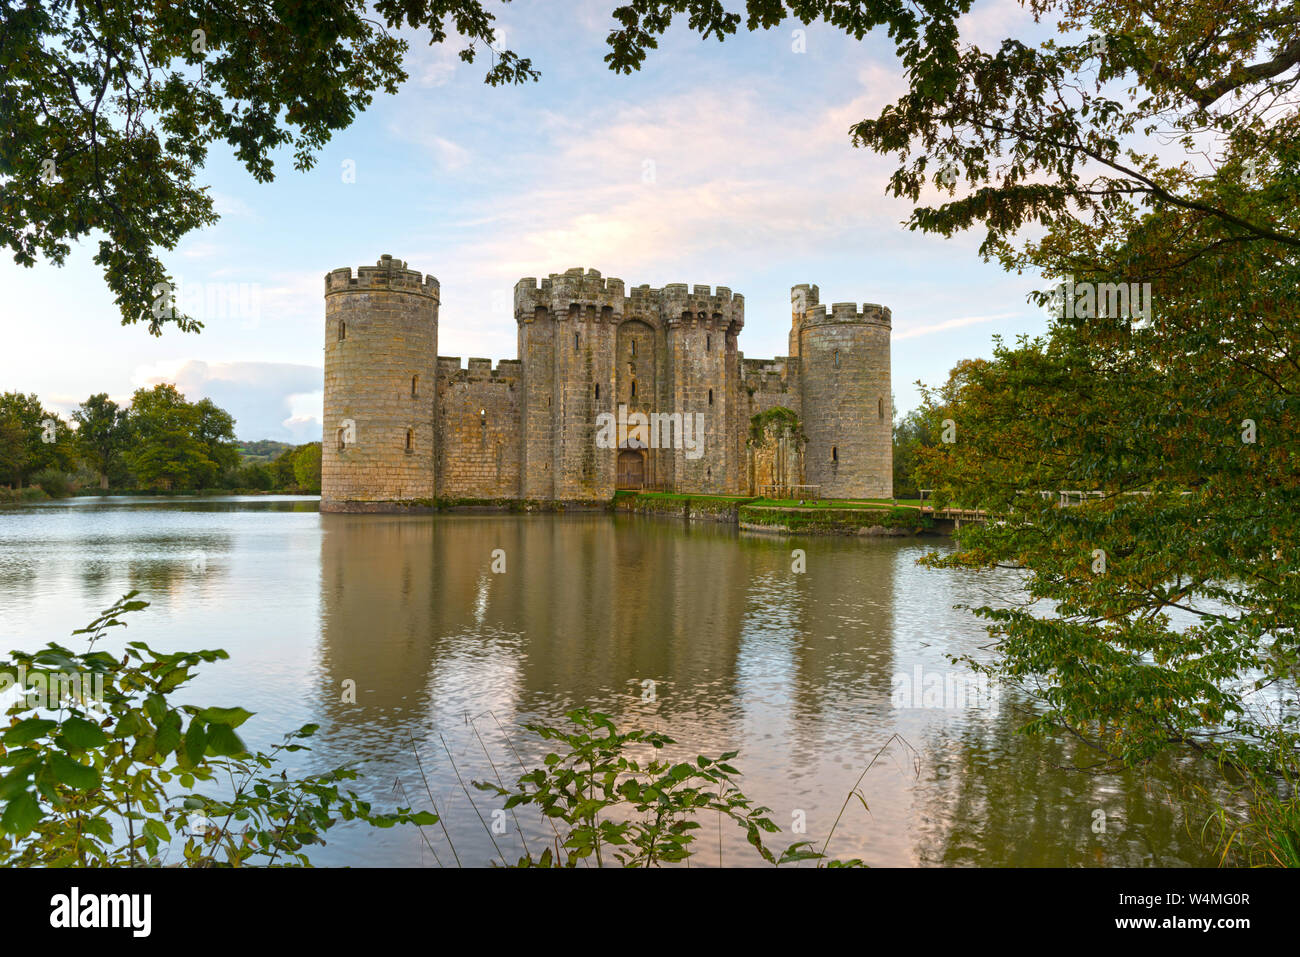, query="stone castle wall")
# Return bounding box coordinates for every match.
[322,258,891,508]
[797,295,893,499]
[436,358,522,498]
[321,256,439,511]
